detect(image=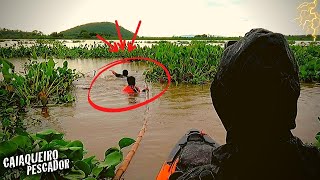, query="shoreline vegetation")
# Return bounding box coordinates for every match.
[1,28,319,41]
[0,41,319,84]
